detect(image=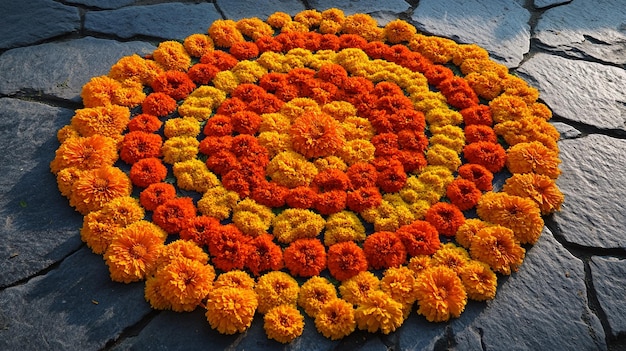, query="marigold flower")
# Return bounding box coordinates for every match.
[460,260,497,301]
[464,124,497,144]
[431,243,470,275]
[338,139,376,166]
[267,150,318,188]
[266,11,293,28]
[231,110,262,135]
[144,275,171,310]
[183,33,214,57]
[395,220,440,256]
[363,231,406,269]
[206,224,252,271]
[375,159,407,193]
[152,197,197,234]
[208,19,244,48]
[346,162,377,189]
[381,266,419,305]
[109,54,163,85]
[80,211,120,254]
[424,202,465,237]
[156,239,209,270]
[346,186,382,213]
[162,136,200,164]
[50,135,118,174]
[323,211,366,246]
[415,266,467,322]
[342,13,383,42]
[494,116,560,151]
[339,271,380,305]
[284,238,327,277]
[141,92,177,117]
[314,189,347,215]
[154,257,216,312]
[128,114,162,133]
[70,166,132,214]
[506,141,561,179]
[324,241,367,281]
[236,17,274,40]
[354,290,404,334]
[297,276,337,317]
[104,222,165,283]
[264,304,304,343]
[255,271,300,314]
[408,255,432,277]
[214,270,255,291]
[463,142,507,173]
[232,198,275,237]
[246,234,285,276]
[129,157,167,188]
[384,19,417,44]
[205,287,258,334]
[151,71,196,100]
[139,182,177,212]
[489,94,531,123]
[164,117,201,139]
[476,192,544,244]
[457,163,493,191]
[71,105,130,139]
[460,104,493,126]
[152,41,191,72]
[99,196,144,228]
[284,186,316,209]
[446,178,482,211]
[314,298,356,340]
[426,144,461,172]
[179,215,220,246]
[290,110,345,159]
[455,218,491,249]
[80,75,121,107]
[502,173,564,214]
[229,41,260,60]
[119,131,162,164]
[197,185,240,220]
[469,225,525,275]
